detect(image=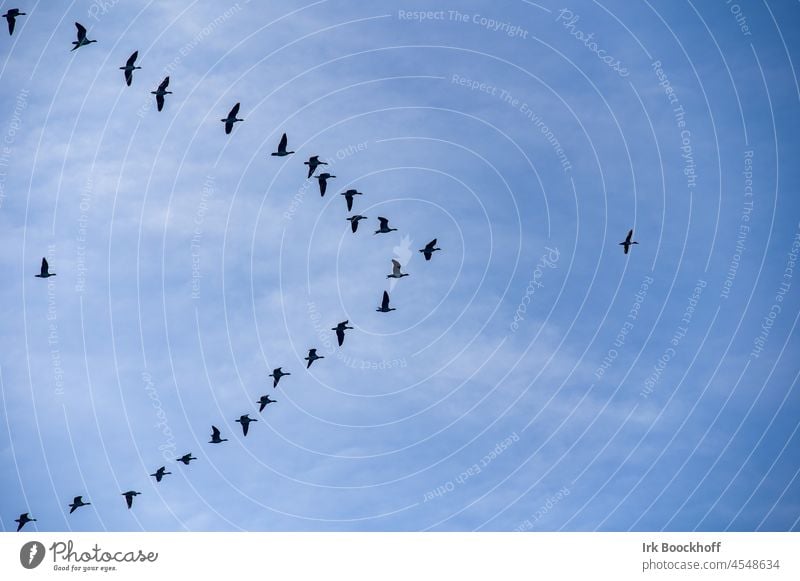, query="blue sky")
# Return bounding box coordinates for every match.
[0,0,798,532]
